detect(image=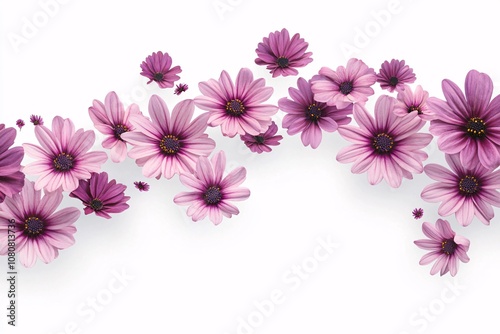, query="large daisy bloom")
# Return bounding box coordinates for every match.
[254,28,313,77]
[0,124,25,203]
[336,95,433,188]
[0,181,80,268]
[140,51,182,89]
[22,117,108,193]
[174,151,250,225]
[414,219,470,277]
[376,59,416,93]
[89,91,141,163]
[427,69,500,169]
[194,68,278,137]
[121,96,216,179]
[279,77,352,149]
[421,153,500,226]
[310,58,377,109]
